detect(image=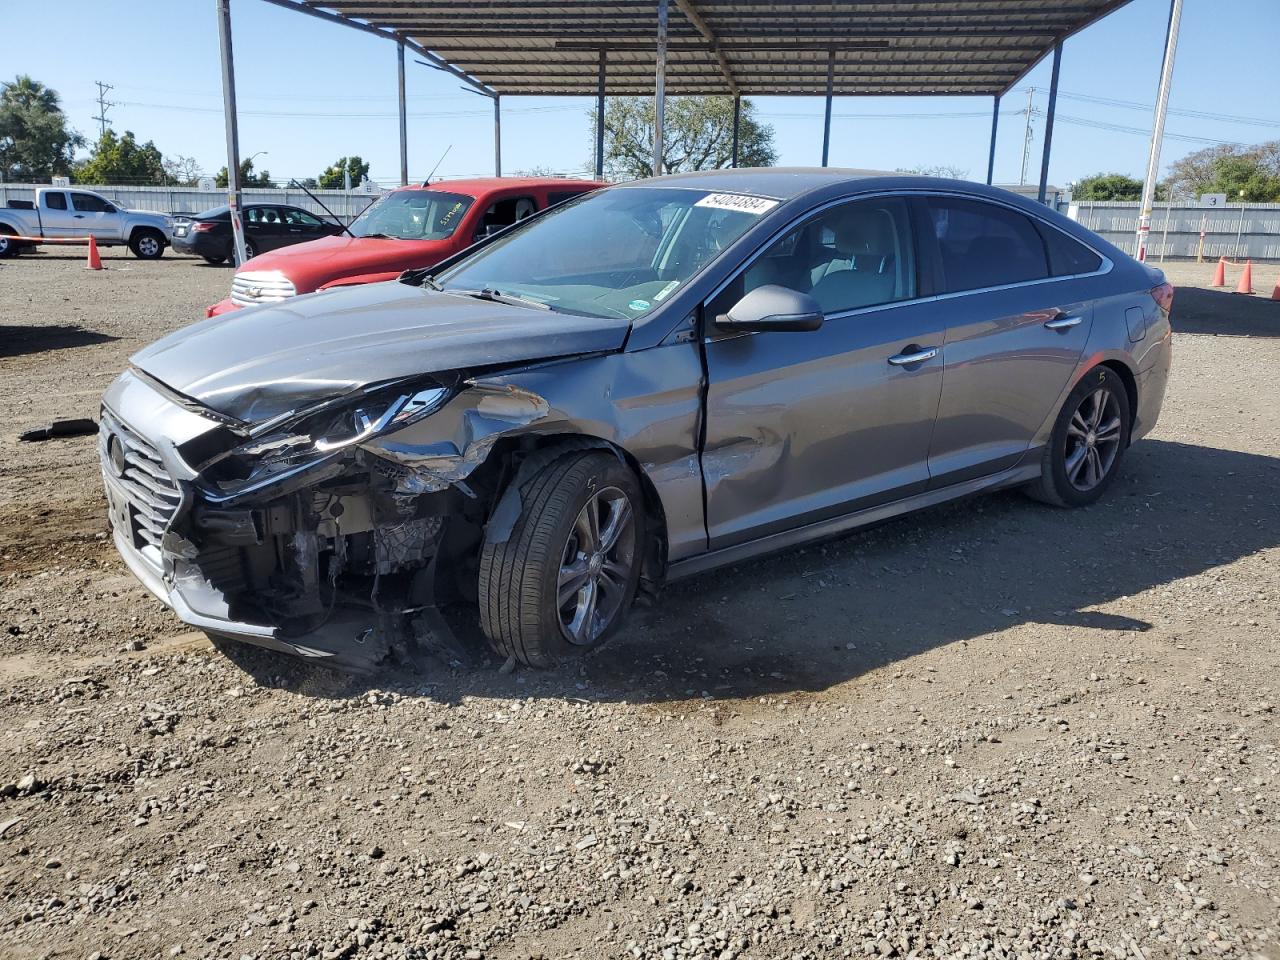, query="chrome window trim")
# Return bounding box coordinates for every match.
[701,188,1114,338]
